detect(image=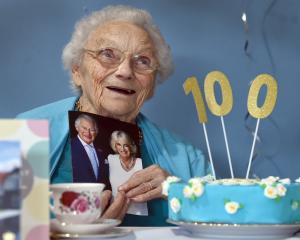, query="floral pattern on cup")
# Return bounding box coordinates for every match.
[183,178,204,201]
[224,199,243,214]
[161,176,181,196]
[59,191,100,214]
[170,197,181,214]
